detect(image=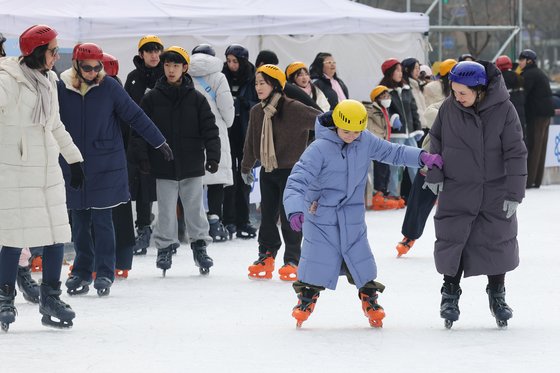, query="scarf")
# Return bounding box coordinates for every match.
[20,63,52,126]
[260,92,282,172]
